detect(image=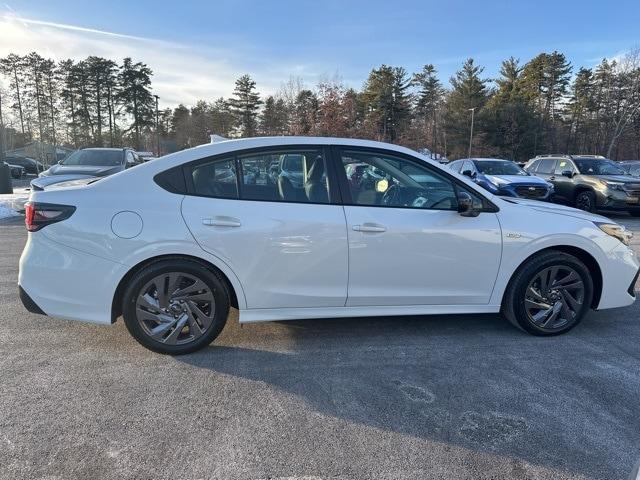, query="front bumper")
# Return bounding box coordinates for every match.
[497,185,552,201]
[596,242,639,310]
[596,189,640,211]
